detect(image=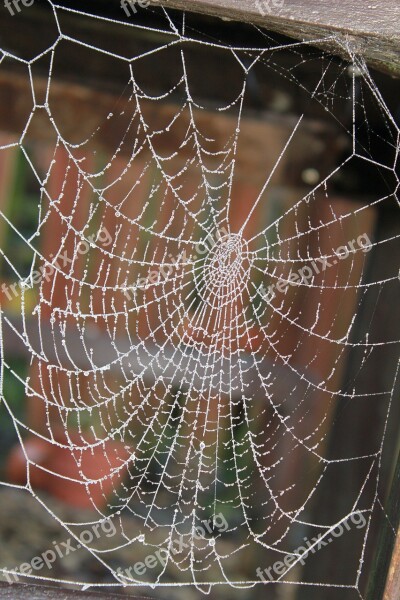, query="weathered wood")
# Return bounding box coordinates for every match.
[2,0,397,77]
[0,582,142,599]
[384,525,400,600]
[367,446,400,600]
[152,0,400,76]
